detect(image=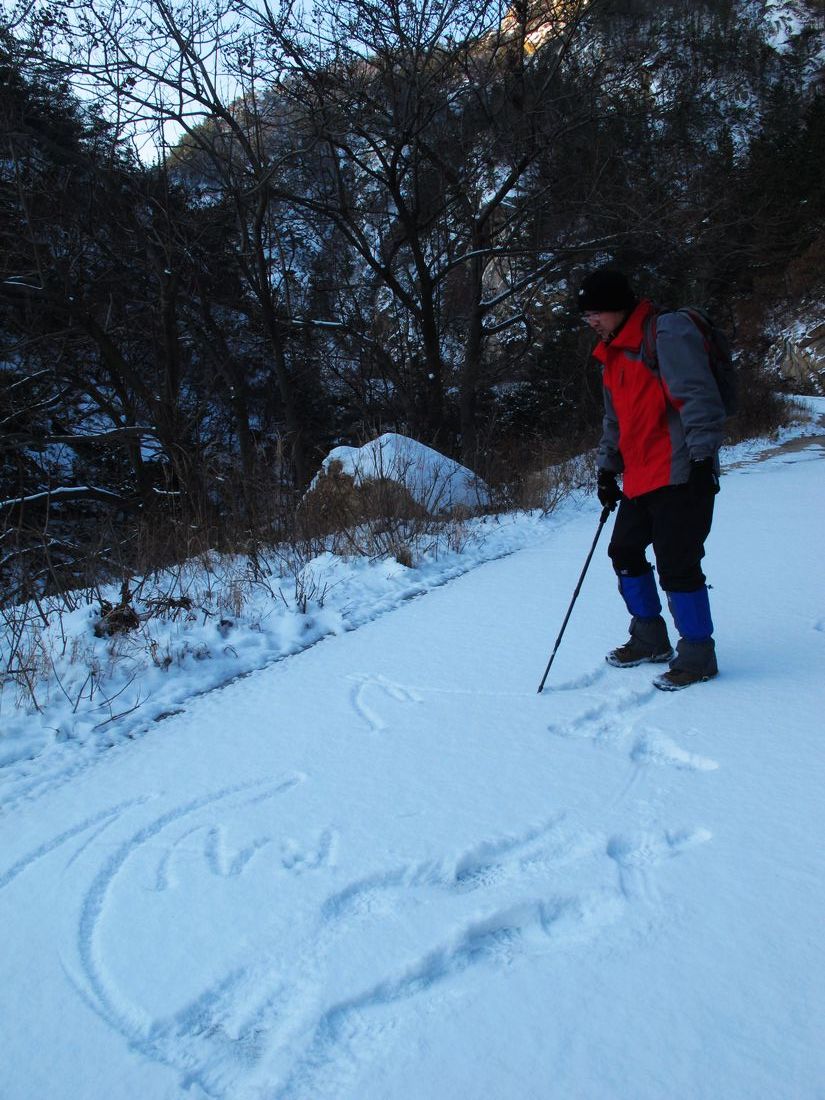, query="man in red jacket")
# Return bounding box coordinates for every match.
[577,267,726,691]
